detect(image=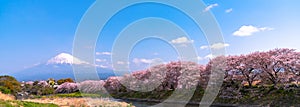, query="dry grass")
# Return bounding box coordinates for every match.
[23,98,134,107]
[1,92,133,107]
[0,92,15,101]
